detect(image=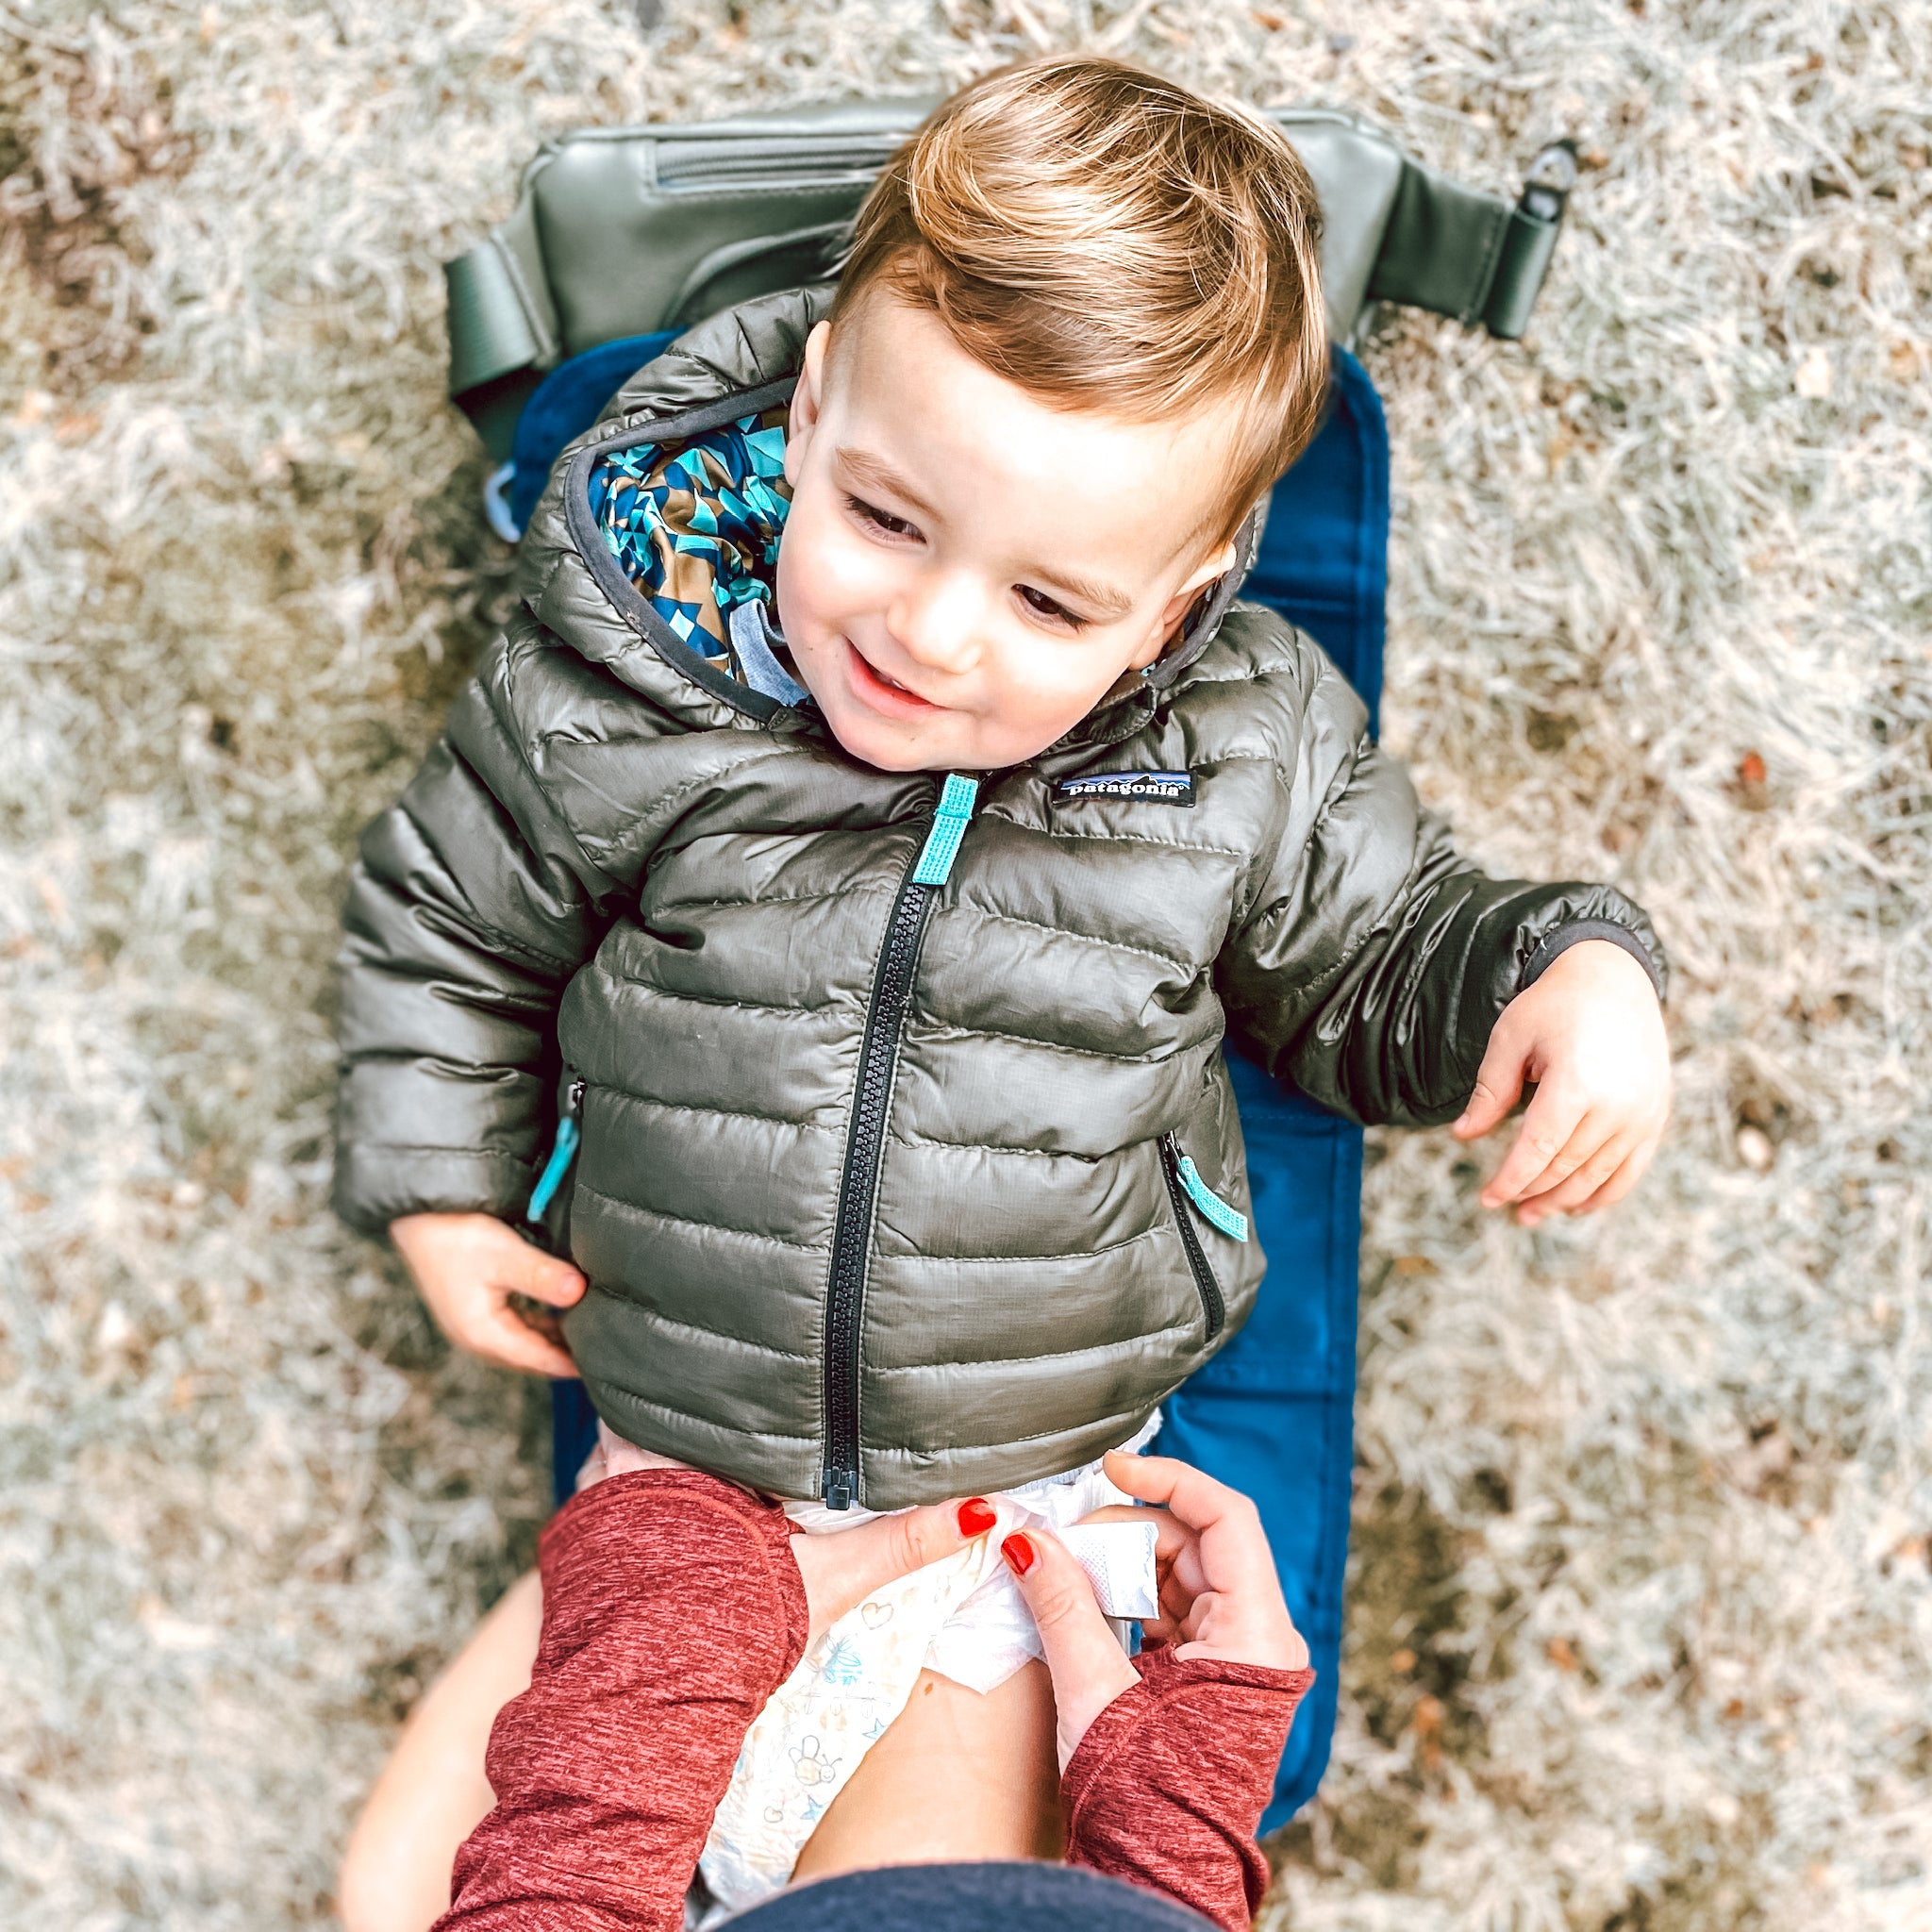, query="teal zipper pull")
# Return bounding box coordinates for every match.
[910,774,978,886]
[525,1078,585,1223]
[1173,1143,1248,1242]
